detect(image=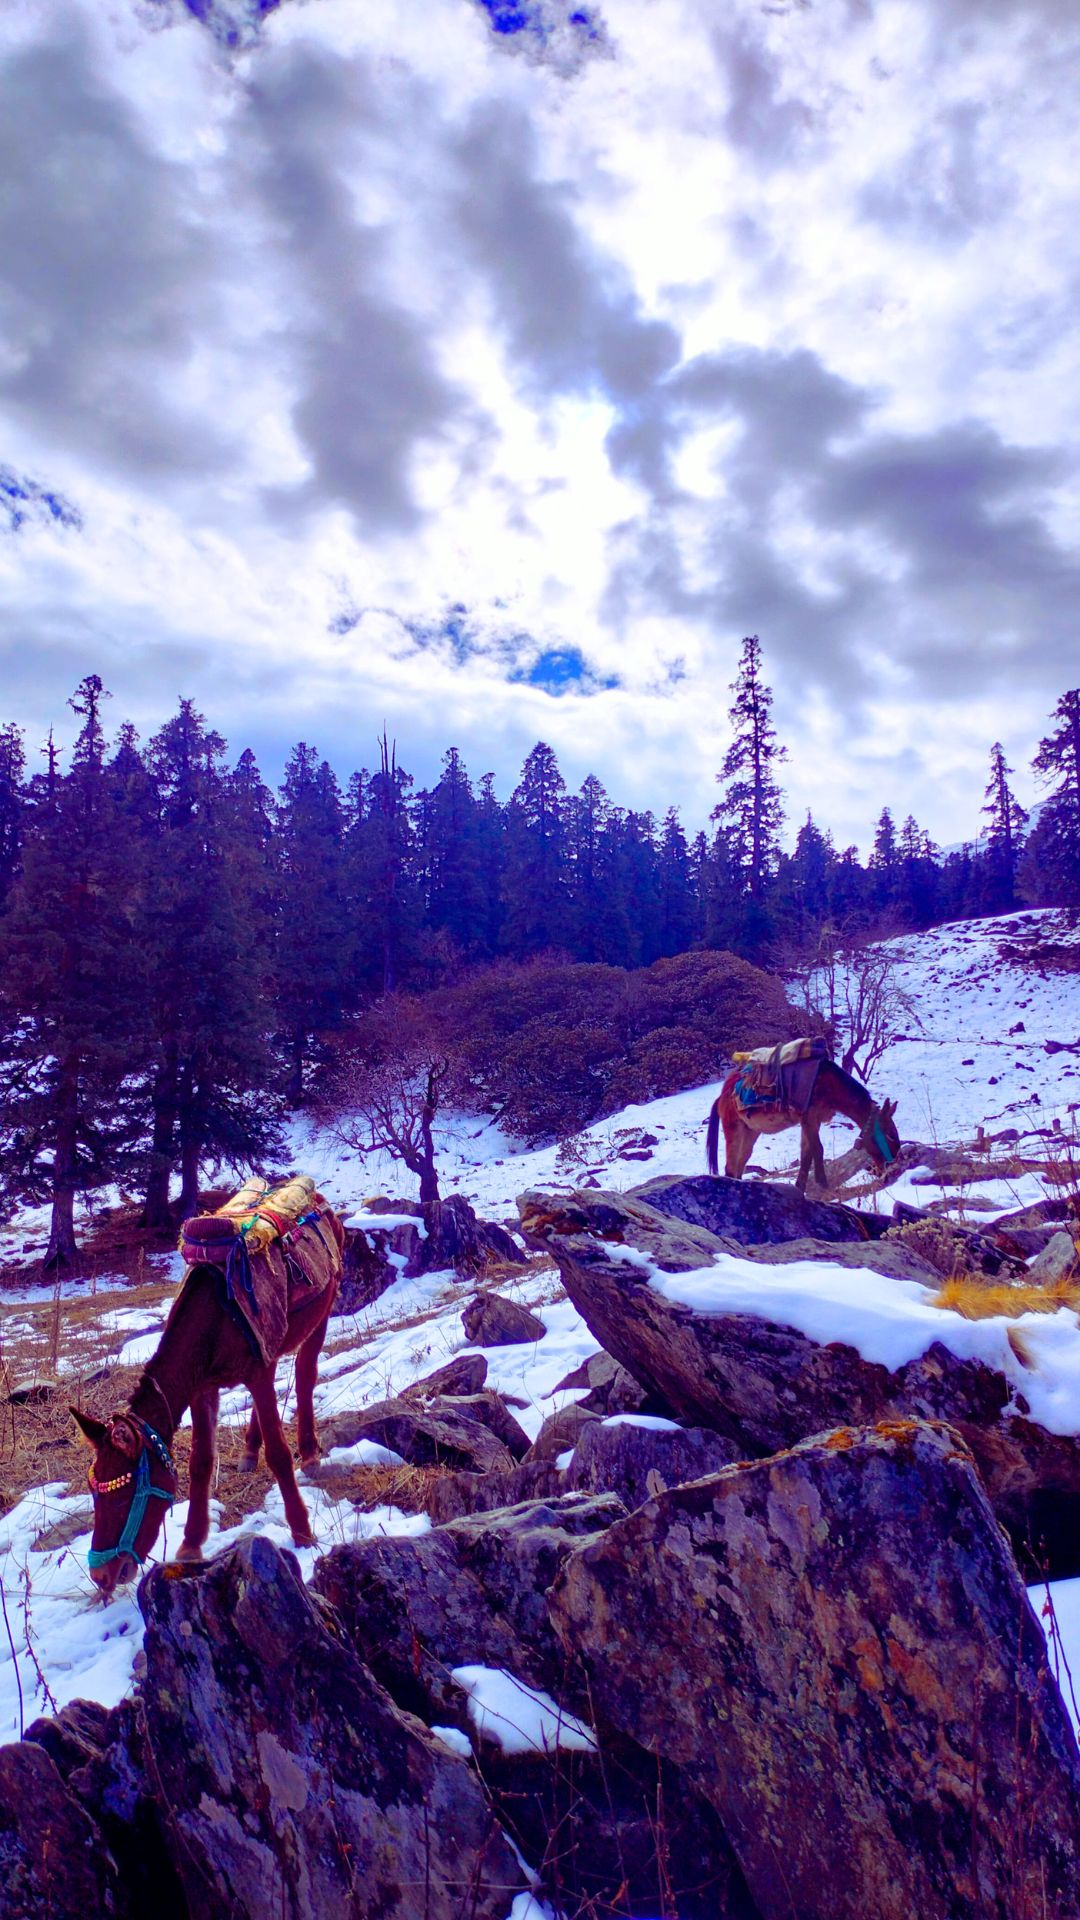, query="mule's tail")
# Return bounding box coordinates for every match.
[706,1097,721,1177]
